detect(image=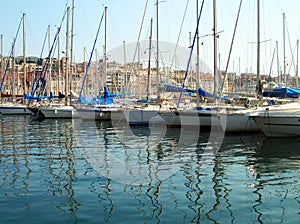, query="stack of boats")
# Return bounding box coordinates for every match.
[4,0,299,138]
[0,0,297,136]
[2,89,300,138]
